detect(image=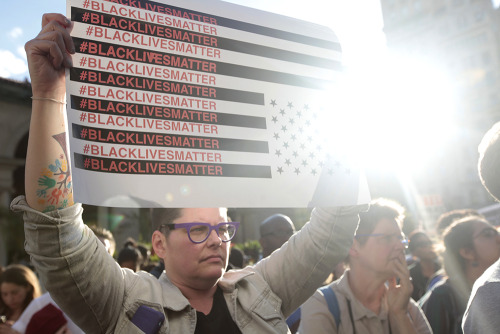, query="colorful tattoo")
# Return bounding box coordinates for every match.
[36,133,73,212]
